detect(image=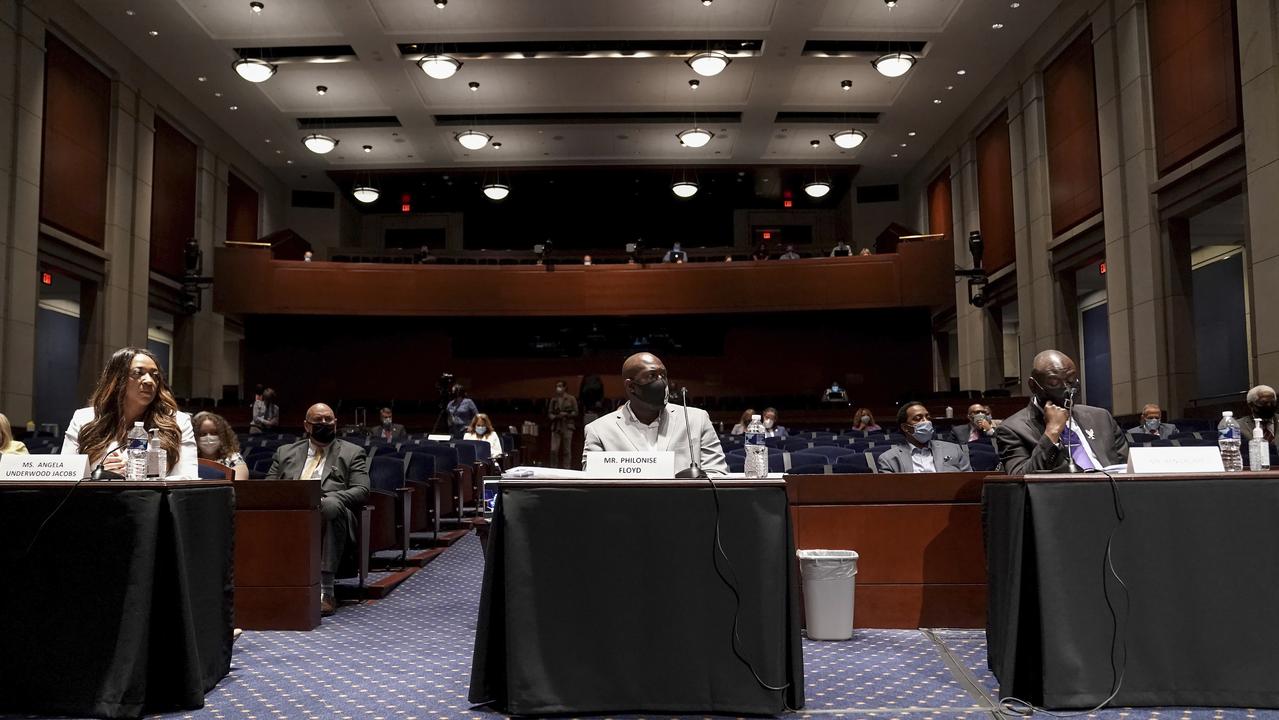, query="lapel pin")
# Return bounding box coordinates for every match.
[1085,428,1096,441]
